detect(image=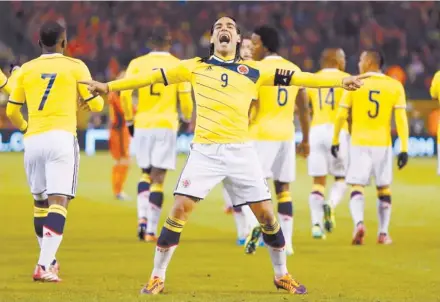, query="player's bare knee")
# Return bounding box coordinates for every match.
[250,200,275,225]
[171,194,198,221]
[32,191,48,204]
[48,195,70,208]
[313,176,326,186]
